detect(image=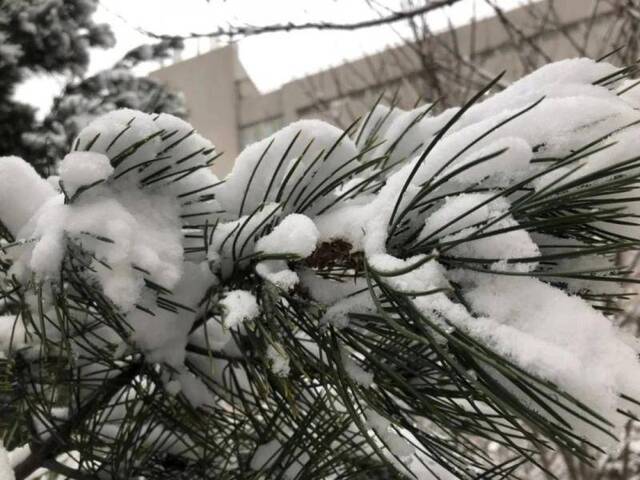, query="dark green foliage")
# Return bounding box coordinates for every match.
[2,60,640,480]
[0,0,114,160]
[0,0,186,174]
